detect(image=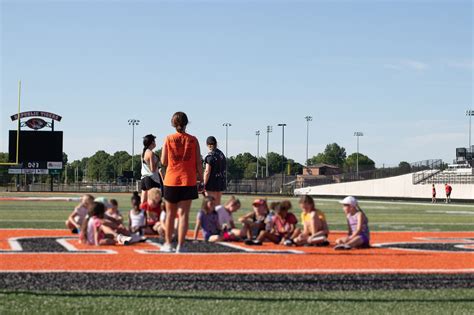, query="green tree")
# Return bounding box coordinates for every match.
[344,153,376,172]
[244,162,258,179]
[111,151,131,177]
[86,151,114,182]
[266,152,288,175]
[308,143,347,167]
[398,161,412,173]
[227,153,257,180]
[287,159,304,175]
[0,153,14,184]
